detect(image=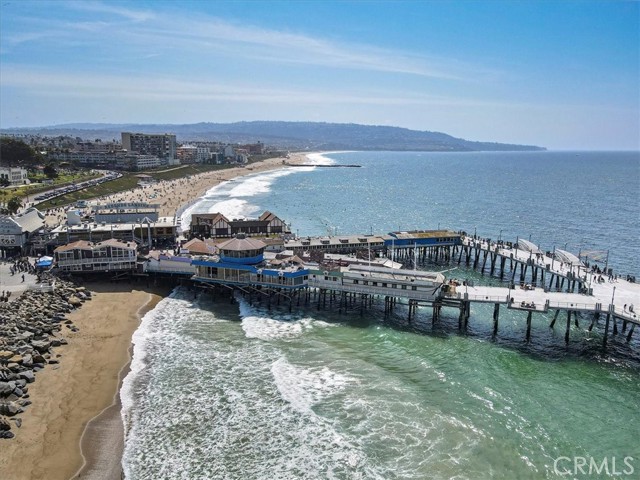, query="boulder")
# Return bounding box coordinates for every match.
[30,340,51,353]
[0,416,10,431]
[17,371,34,383]
[0,382,16,397]
[0,351,14,361]
[0,401,23,416]
[67,296,82,307]
[8,355,22,365]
